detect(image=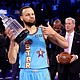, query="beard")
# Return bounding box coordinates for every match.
[23,19,36,27]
